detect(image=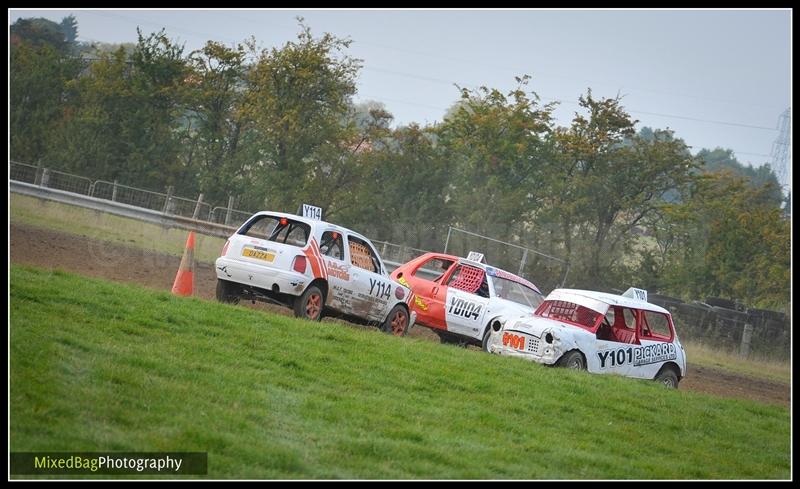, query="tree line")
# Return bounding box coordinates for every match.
[9,16,790,311]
